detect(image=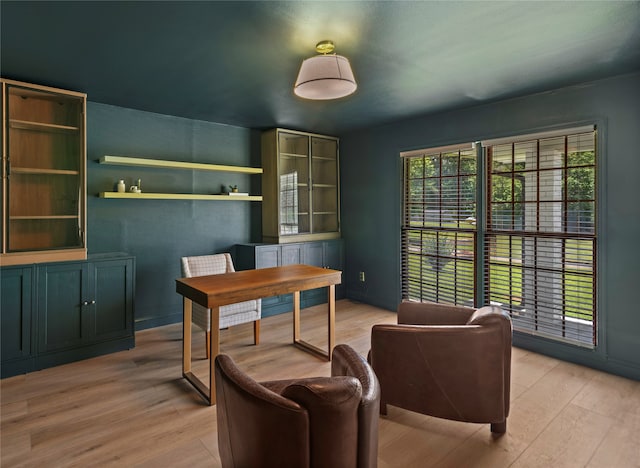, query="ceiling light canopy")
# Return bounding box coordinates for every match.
[294,40,357,100]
